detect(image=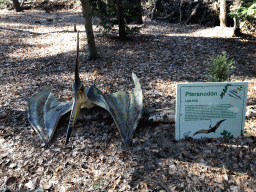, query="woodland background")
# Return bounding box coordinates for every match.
[0,0,256,191]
